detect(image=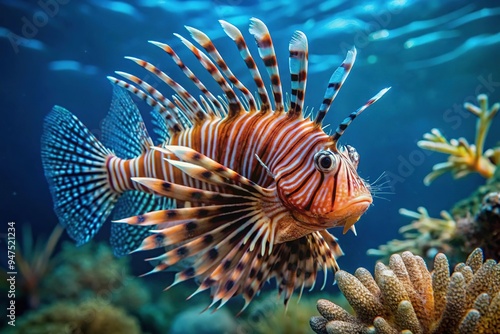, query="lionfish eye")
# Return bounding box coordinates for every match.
[314,150,338,173]
[346,145,359,168]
